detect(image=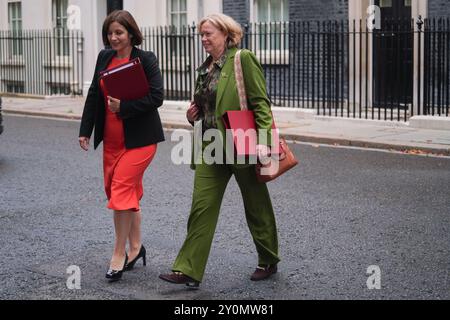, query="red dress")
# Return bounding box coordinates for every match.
[101,56,157,212]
